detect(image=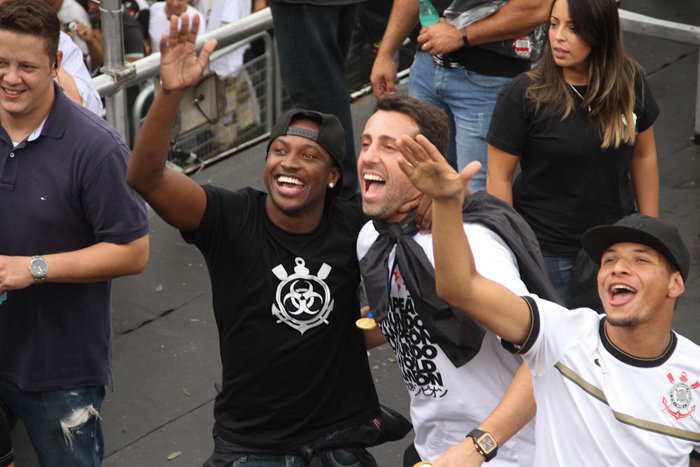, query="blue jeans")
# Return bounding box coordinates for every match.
[229,450,359,467]
[269,0,359,193]
[543,255,576,306]
[0,381,105,467]
[408,51,513,192]
[204,427,363,467]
